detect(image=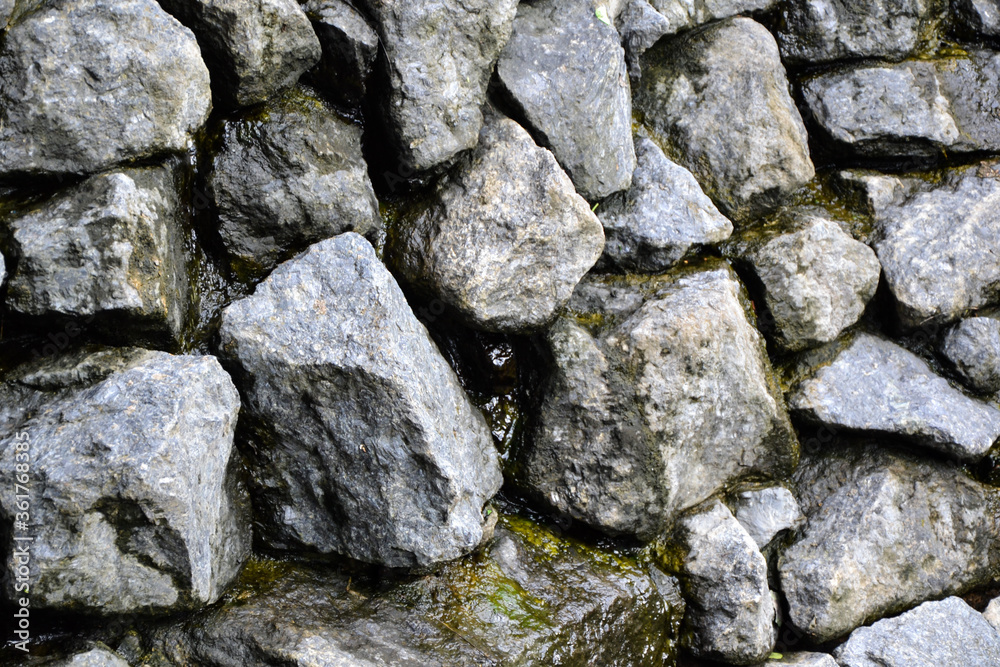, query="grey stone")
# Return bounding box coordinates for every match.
[955,0,1000,36]
[942,316,1000,394]
[0,348,249,614]
[864,165,1000,328]
[597,134,732,272]
[618,0,673,78]
[359,0,518,172]
[157,0,320,108]
[777,0,943,65]
[834,597,1000,667]
[0,0,12,30]
[0,250,5,288]
[728,212,880,350]
[141,513,684,666]
[778,443,1000,643]
[302,0,379,106]
[648,0,778,35]
[790,334,1000,461]
[496,0,635,200]
[985,596,1000,631]
[675,500,776,664]
[732,485,803,549]
[0,0,211,177]
[803,52,1000,158]
[218,233,502,567]
[515,264,797,540]
[763,653,837,666]
[387,112,604,334]
[635,18,814,224]
[4,161,190,341]
[47,647,131,667]
[207,88,381,274]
